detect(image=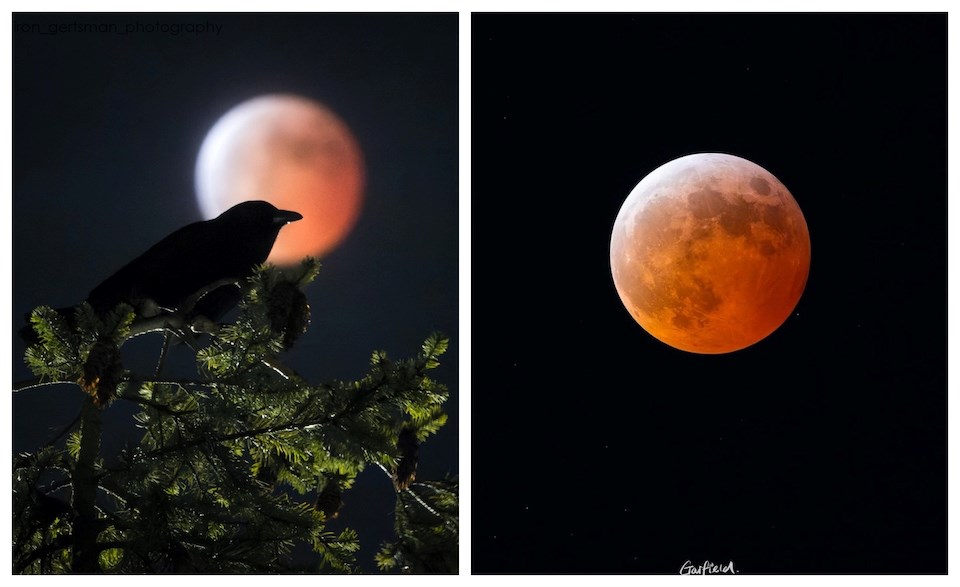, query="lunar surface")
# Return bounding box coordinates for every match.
[610,153,810,354]
[195,94,364,264]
